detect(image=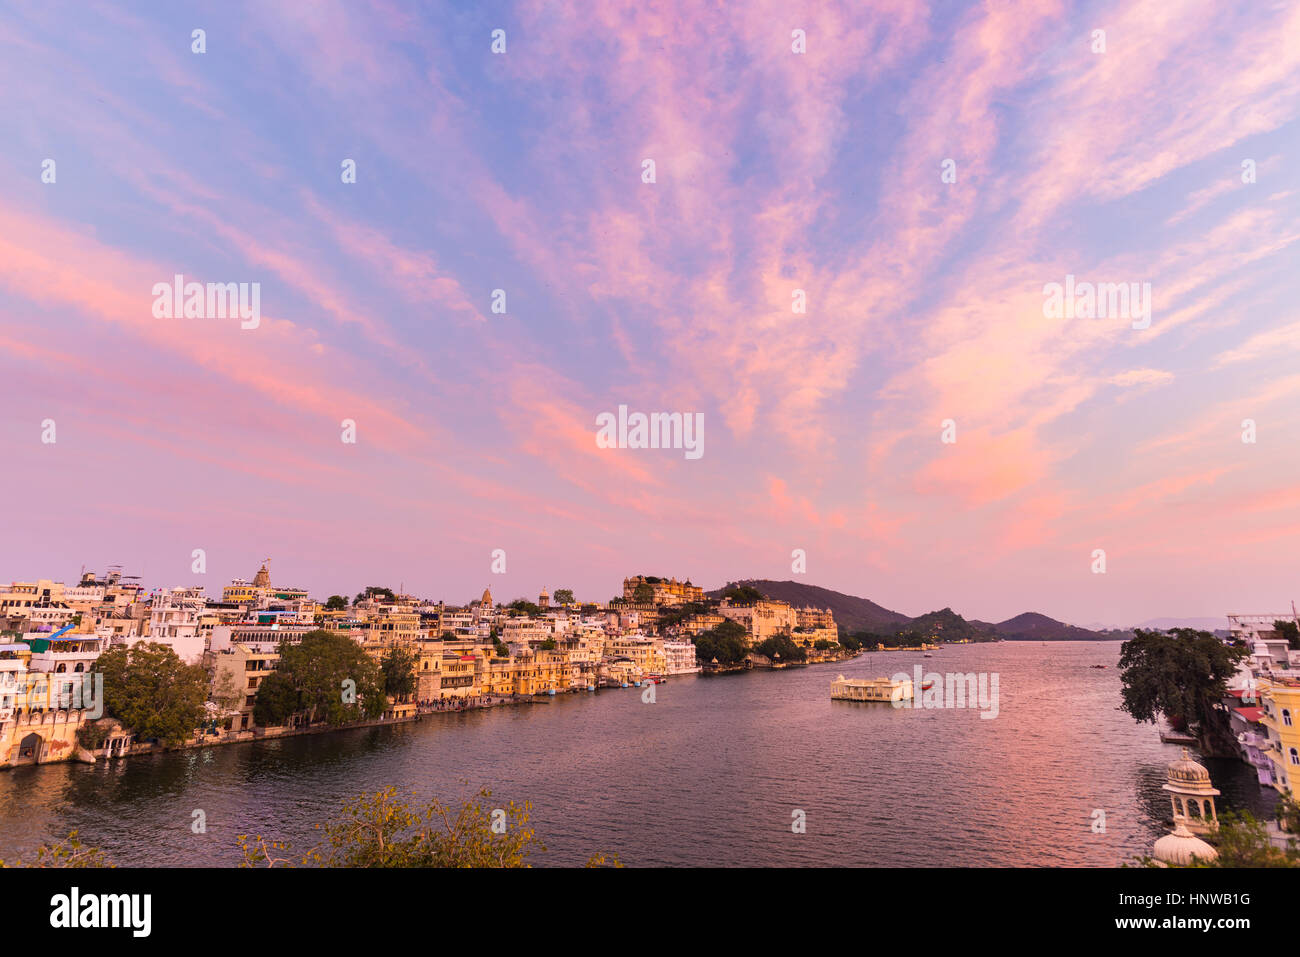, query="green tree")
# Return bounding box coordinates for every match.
[1204,810,1300,867]
[508,599,542,617]
[1143,805,1300,868]
[253,630,385,727]
[539,638,557,651]
[755,634,807,662]
[552,589,574,605]
[1274,620,1300,651]
[353,586,395,606]
[0,831,114,868]
[324,595,348,611]
[1118,629,1249,756]
[694,619,749,665]
[380,646,418,699]
[632,582,655,603]
[252,670,300,727]
[239,786,546,868]
[839,632,863,652]
[722,584,763,604]
[92,642,208,746]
